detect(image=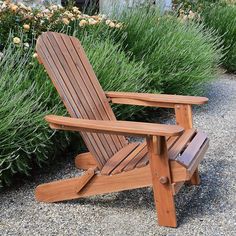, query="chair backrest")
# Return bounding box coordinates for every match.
[36,32,127,169]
